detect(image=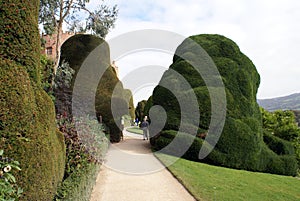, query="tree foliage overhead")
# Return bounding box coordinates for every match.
[39,0,118,38]
[39,0,118,74]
